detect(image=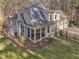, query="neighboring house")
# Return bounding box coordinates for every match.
[6,4,68,43]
